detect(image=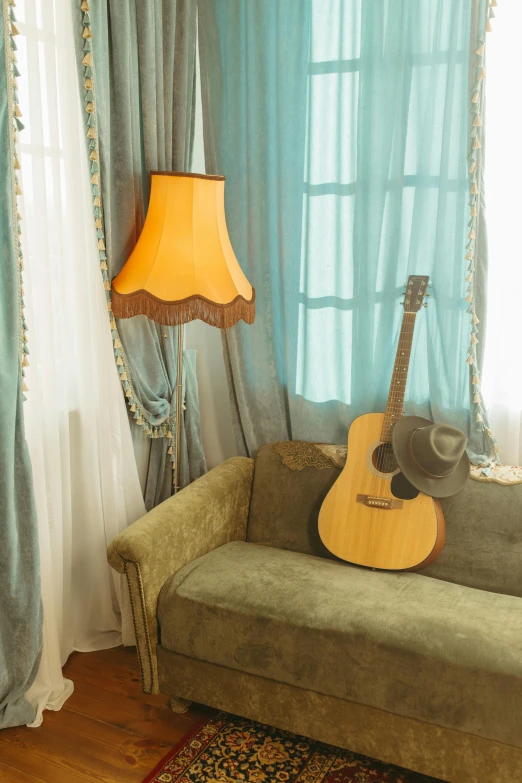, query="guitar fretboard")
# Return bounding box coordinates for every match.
[381,312,417,442]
